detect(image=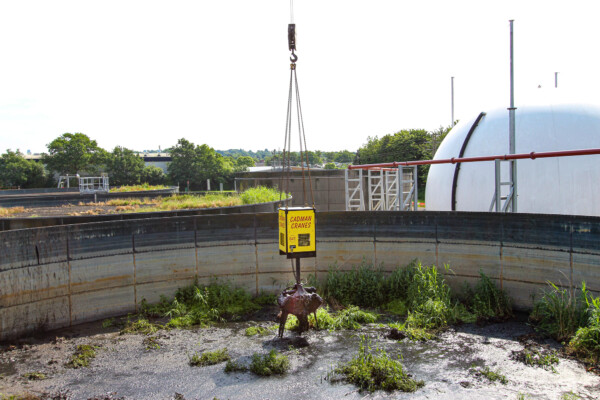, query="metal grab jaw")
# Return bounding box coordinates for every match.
[277,283,323,338]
